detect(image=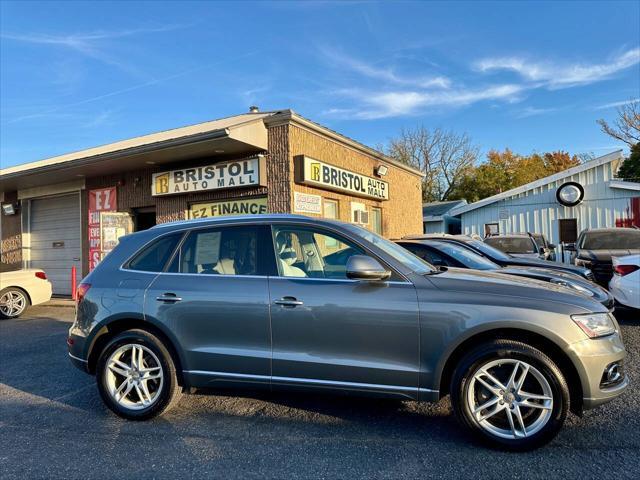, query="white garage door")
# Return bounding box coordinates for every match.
[30,193,82,296]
